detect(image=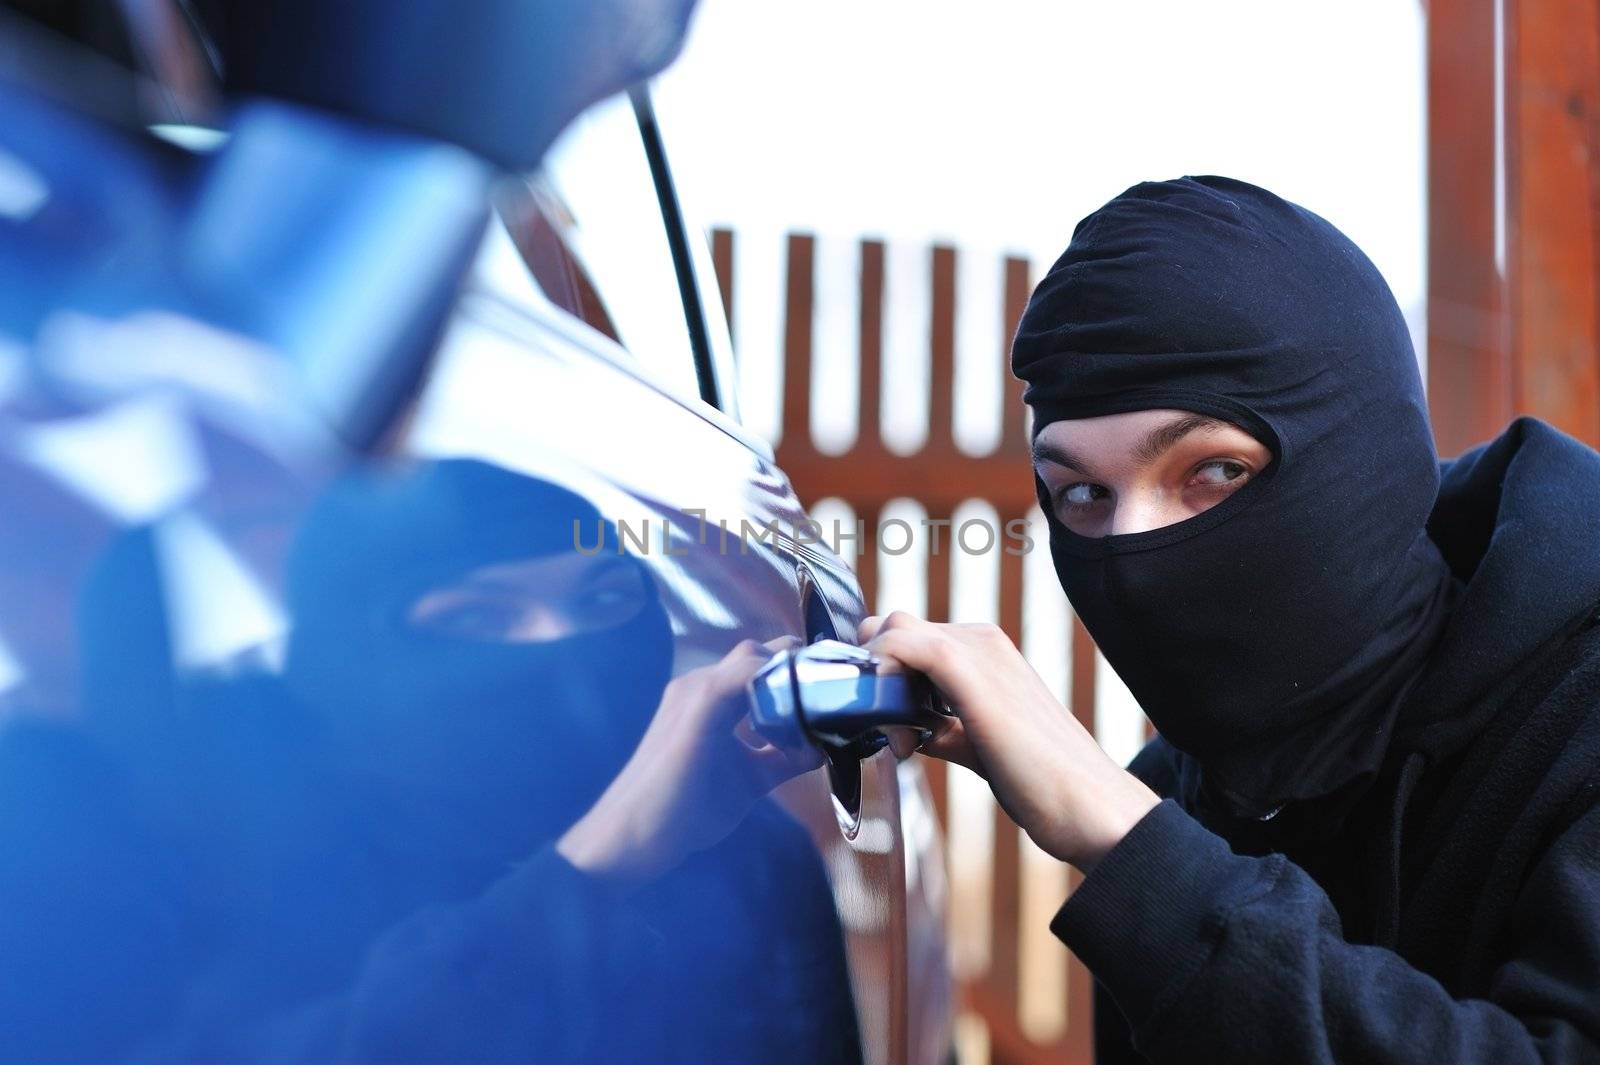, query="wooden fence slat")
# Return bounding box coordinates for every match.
[856,510,881,619]
[924,505,953,624]
[1069,617,1098,736]
[1059,617,1102,1063]
[928,246,958,453]
[711,228,735,349]
[1427,0,1512,456]
[783,233,815,449]
[997,511,1026,650]
[858,240,887,450]
[1001,256,1034,457]
[1505,0,1600,446]
[989,815,1022,1022]
[922,756,949,834]
[1061,867,1095,1064]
